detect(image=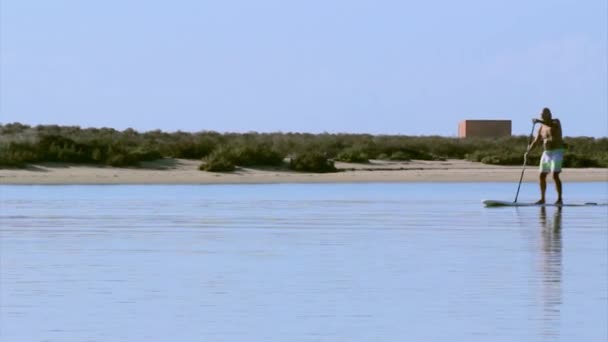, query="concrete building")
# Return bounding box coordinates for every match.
[458,120,511,138]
